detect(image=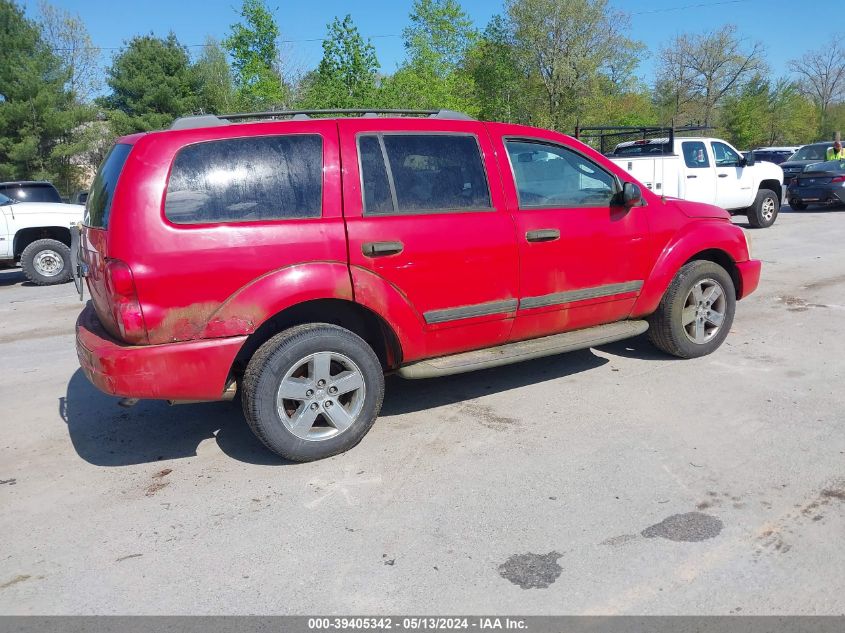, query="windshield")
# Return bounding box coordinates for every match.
[0,183,62,203]
[790,145,829,161]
